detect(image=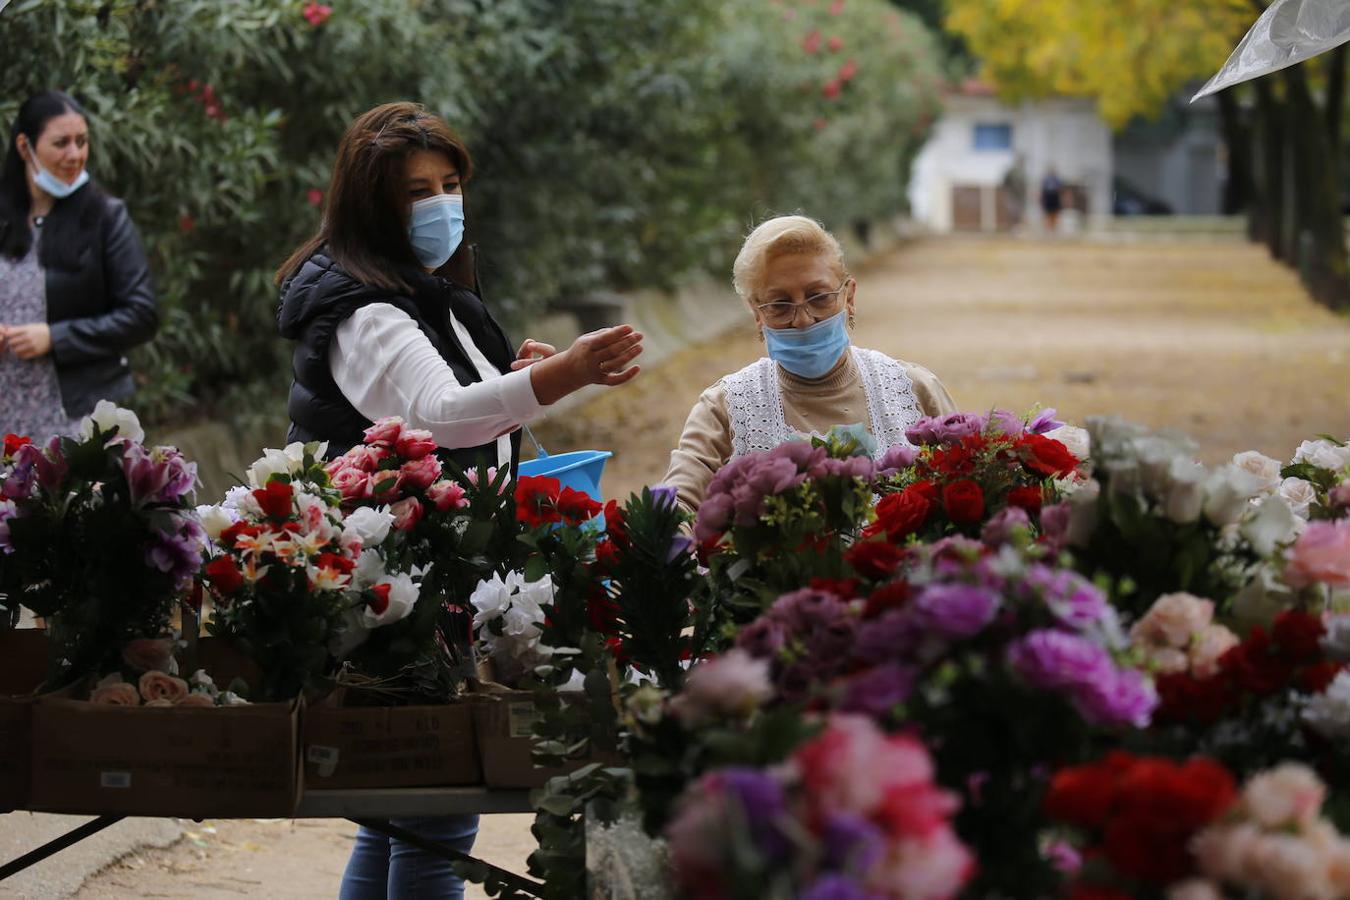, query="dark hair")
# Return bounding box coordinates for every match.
[277,101,475,293]
[0,90,106,267]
